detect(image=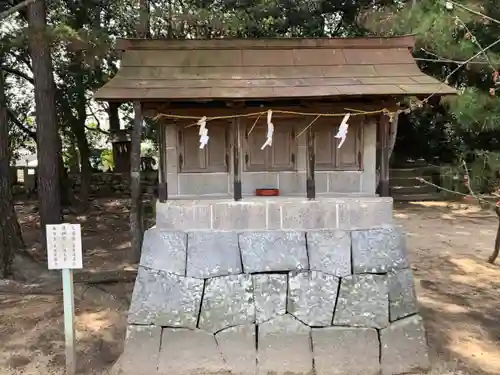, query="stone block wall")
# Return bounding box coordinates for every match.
[69,172,158,196]
[118,225,430,375]
[156,197,393,231]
